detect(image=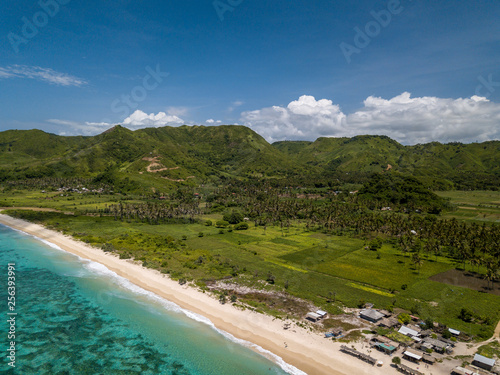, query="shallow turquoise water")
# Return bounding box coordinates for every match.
[0,224,300,375]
